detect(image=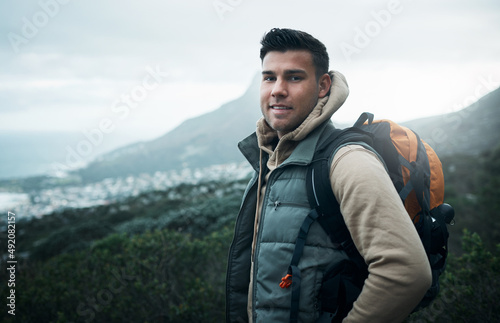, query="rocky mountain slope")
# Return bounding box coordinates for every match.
[78,75,262,180]
[403,86,500,157]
